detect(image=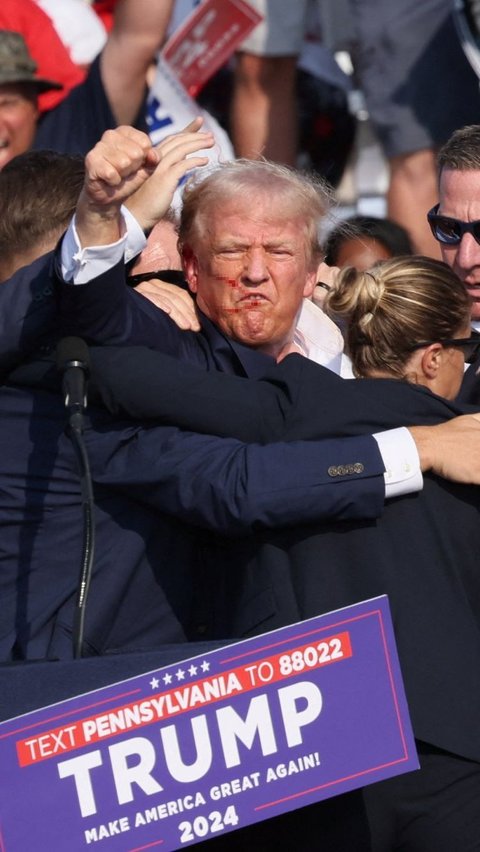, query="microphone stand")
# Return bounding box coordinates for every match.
[57,338,96,659]
[68,412,96,660]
